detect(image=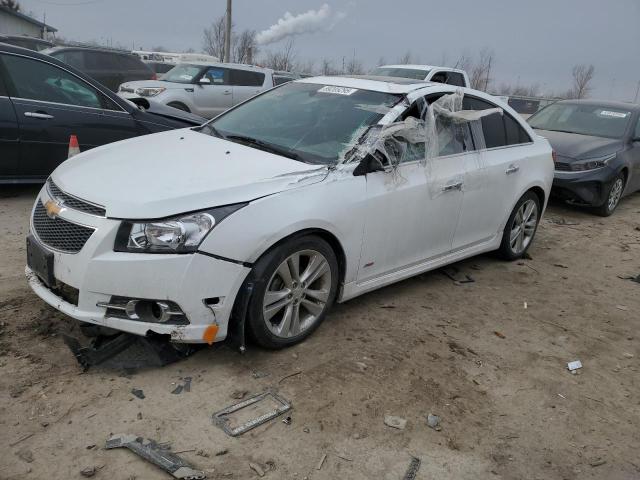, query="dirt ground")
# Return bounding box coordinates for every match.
[1,186,639,480]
